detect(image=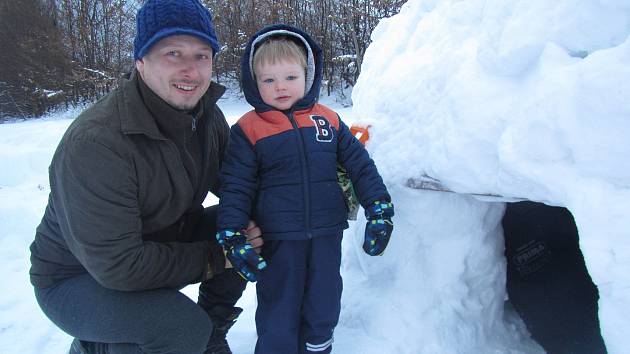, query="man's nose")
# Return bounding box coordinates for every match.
[179,58,199,77]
